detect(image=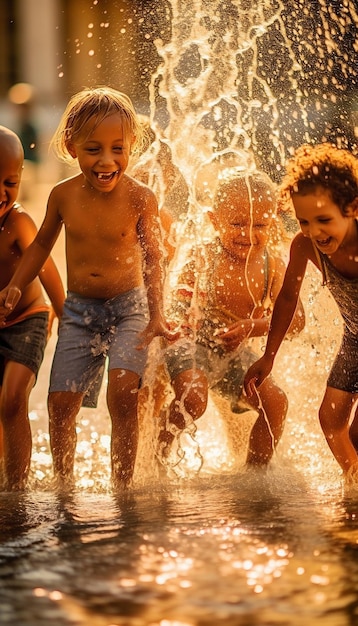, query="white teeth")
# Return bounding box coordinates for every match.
[97,170,119,181]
